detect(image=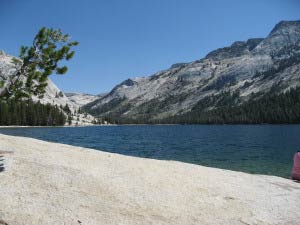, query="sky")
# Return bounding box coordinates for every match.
[1,0,300,94]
